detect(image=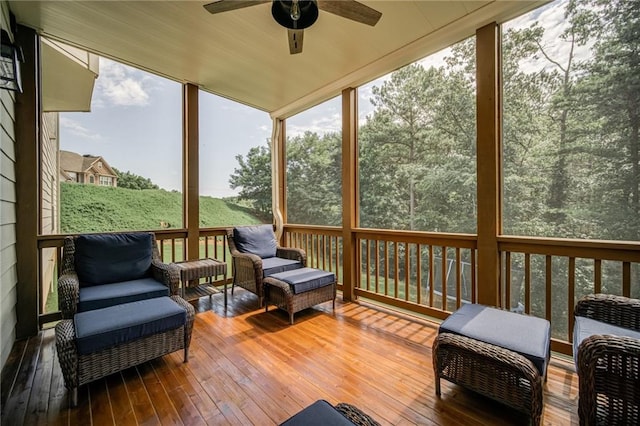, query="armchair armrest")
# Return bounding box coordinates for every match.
[58,273,80,319]
[231,251,263,282]
[151,260,180,295]
[276,246,307,266]
[575,294,640,331]
[577,334,640,424]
